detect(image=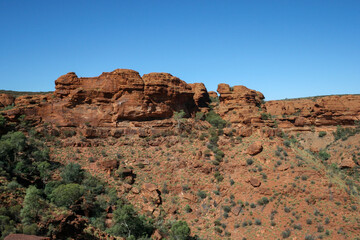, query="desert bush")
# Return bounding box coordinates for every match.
[318,149,330,161]
[255,219,262,225]
[222,206,231,213]
[61,162,84,184]
[214,171,224,182]
[205,111,227,129]
[246,158,254,166]
[261,113,272,120]
[281,229,291,238]
[184,204,192,213]
[257,197,269,206]
[108,203,154,239]
[170,220,191,240]
[197,190,207,199]
[318,131,327,137]
[50,183,84,207]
